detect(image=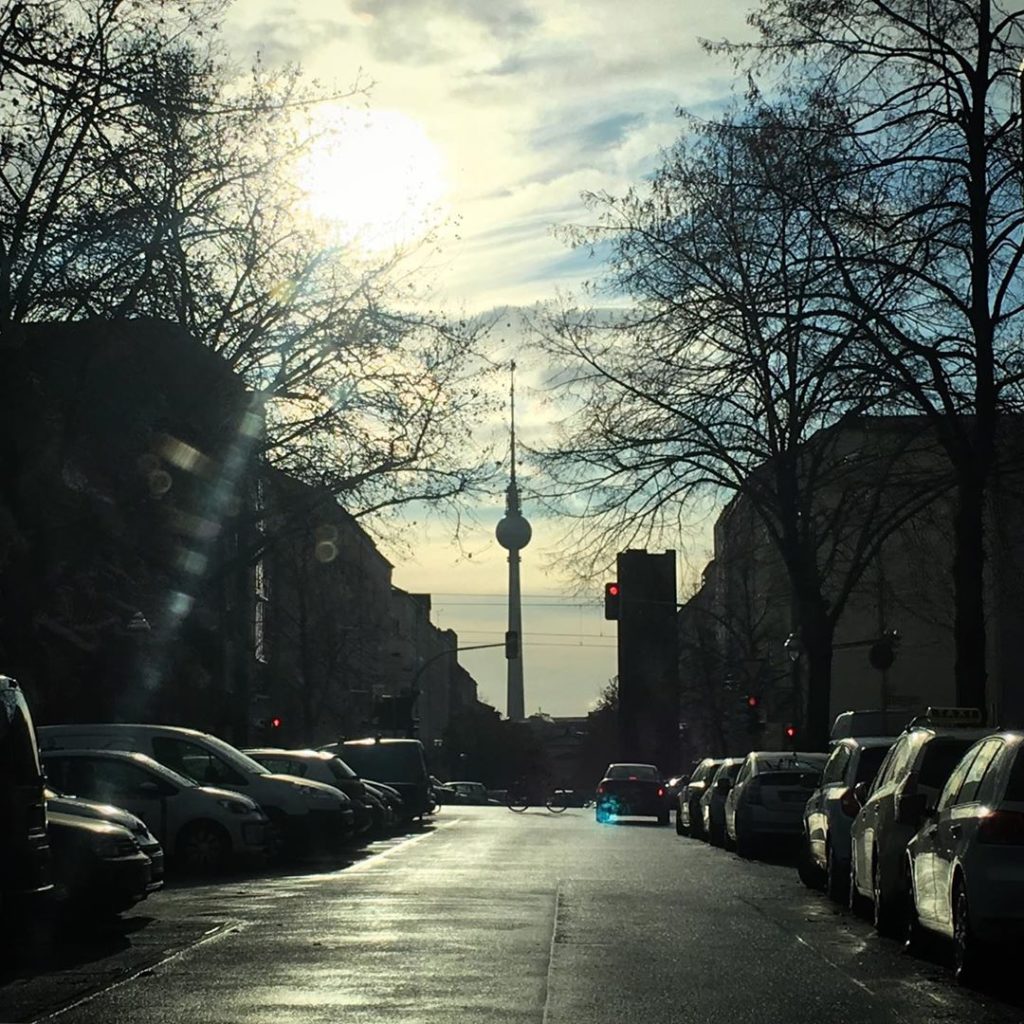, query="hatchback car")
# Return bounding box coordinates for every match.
[700,759,743,846]
[45,788,164,893]
[595,764,668,824]
[849,712,991,936]
[447,781,492,805]
[42,749,269,871]
[47,810,153,917]
[676,758,723,837]
[906,730,1024,983]
[724,751,828,856]
[800,736,895,900]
